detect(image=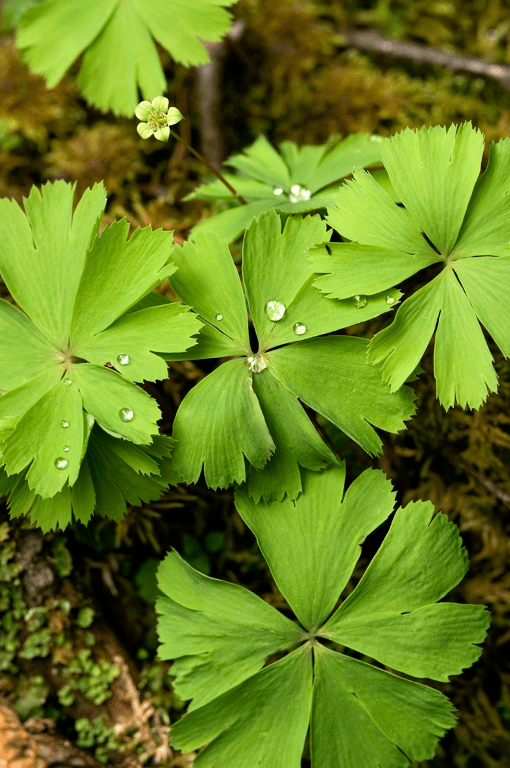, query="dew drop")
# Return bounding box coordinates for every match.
[385,294,396,305]
[55,458,68,470]
[293,322,307,335]
[247,355,267,373]
[265,300,286,321]
[64,378,72,386]
[61,420,70,428]
[63,446,70,452]
[117,353,130,366]
[289,184,312,203]
[353,295,367,309]
[215,313,223,321]
[273,186,284,196]
[119,407,134,422]
[370,135,384,143]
